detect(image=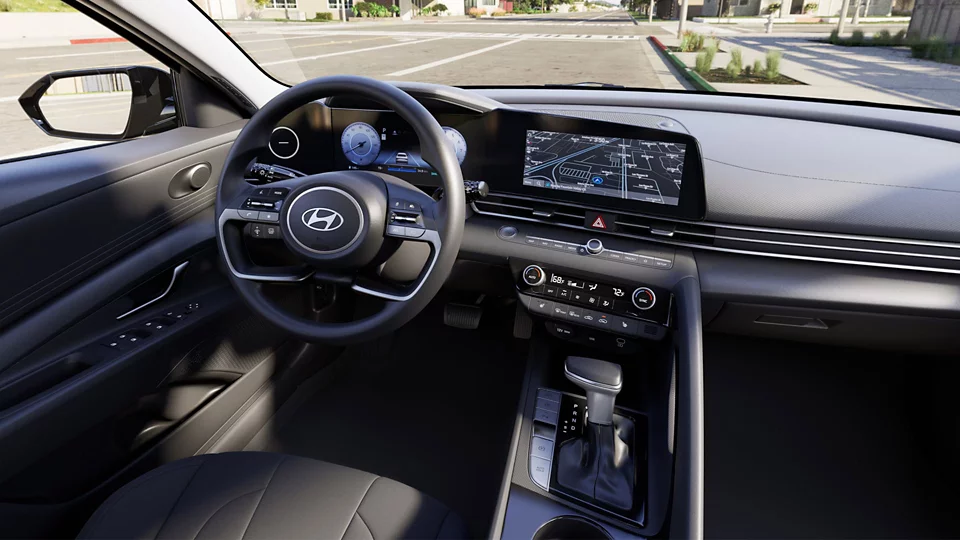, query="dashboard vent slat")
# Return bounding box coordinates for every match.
[472,192,960,274]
